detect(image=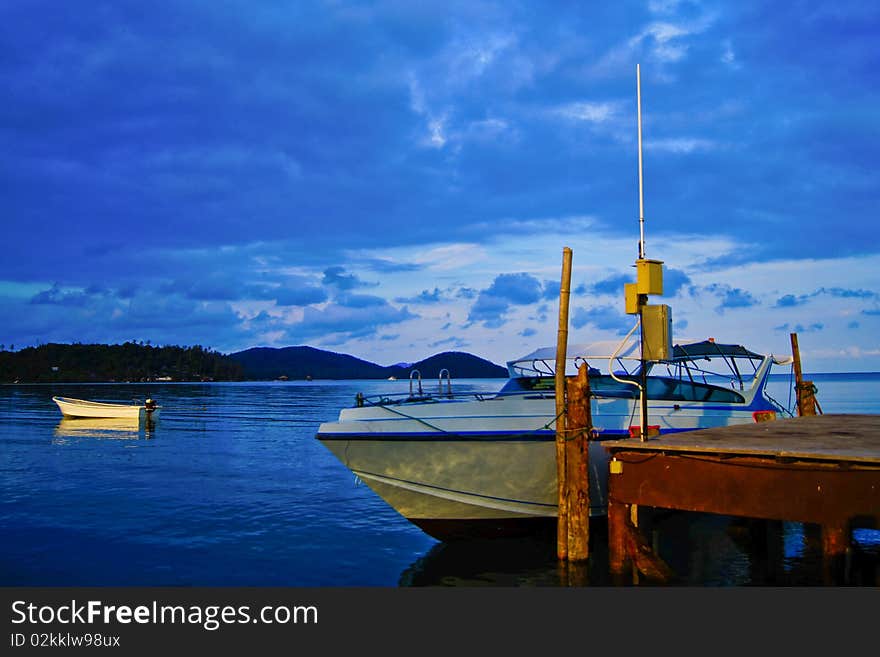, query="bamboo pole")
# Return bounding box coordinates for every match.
[555,247,573,561]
